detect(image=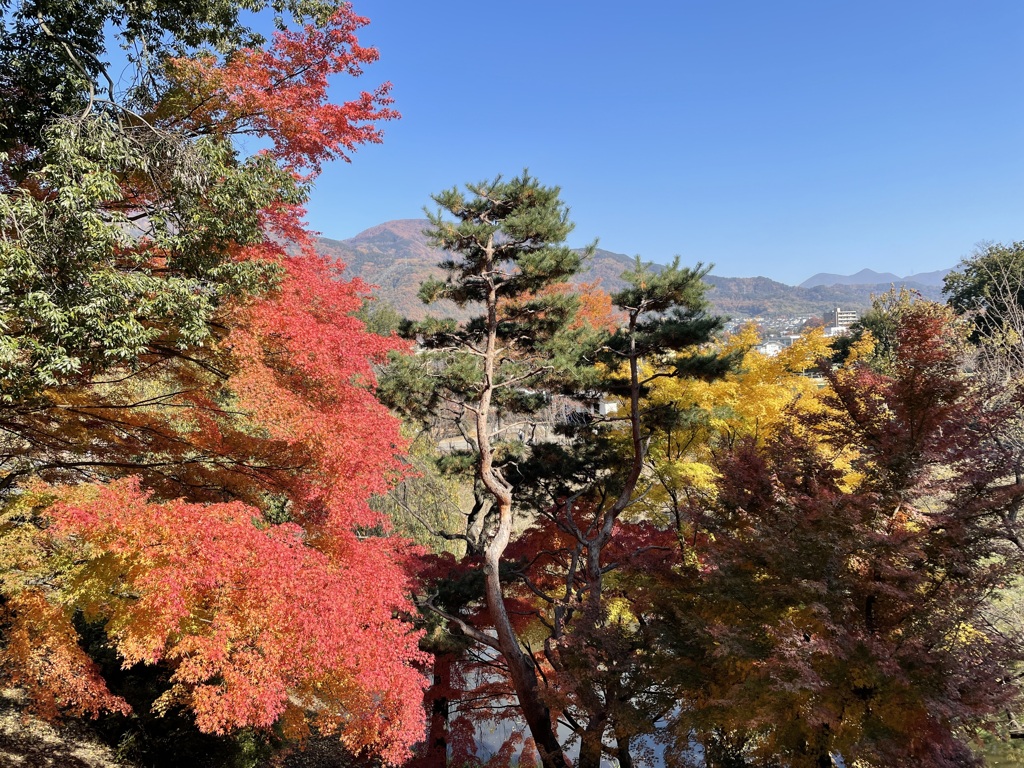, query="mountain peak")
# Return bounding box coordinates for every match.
[342,218,430,244]
[313,220,949,319]
[800,269,902,289]
[799,267,951,289]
